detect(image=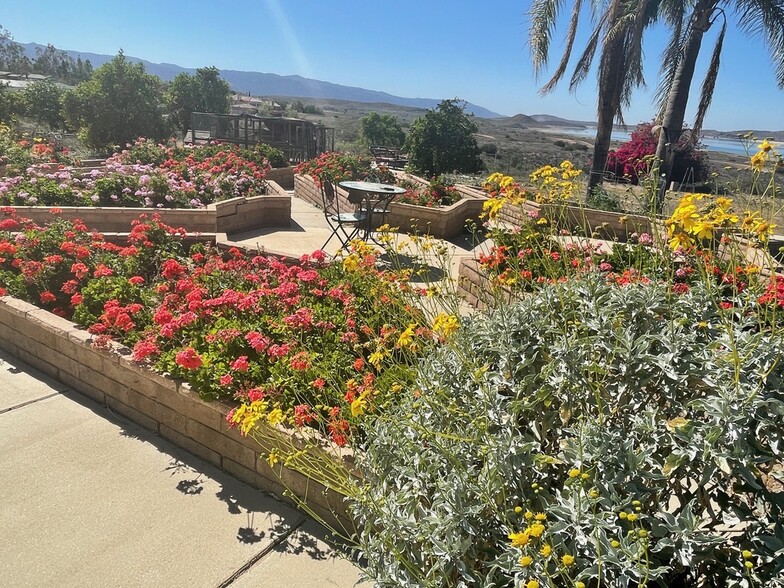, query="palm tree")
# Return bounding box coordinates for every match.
[654,0,784,210]
[529,0,660,194]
